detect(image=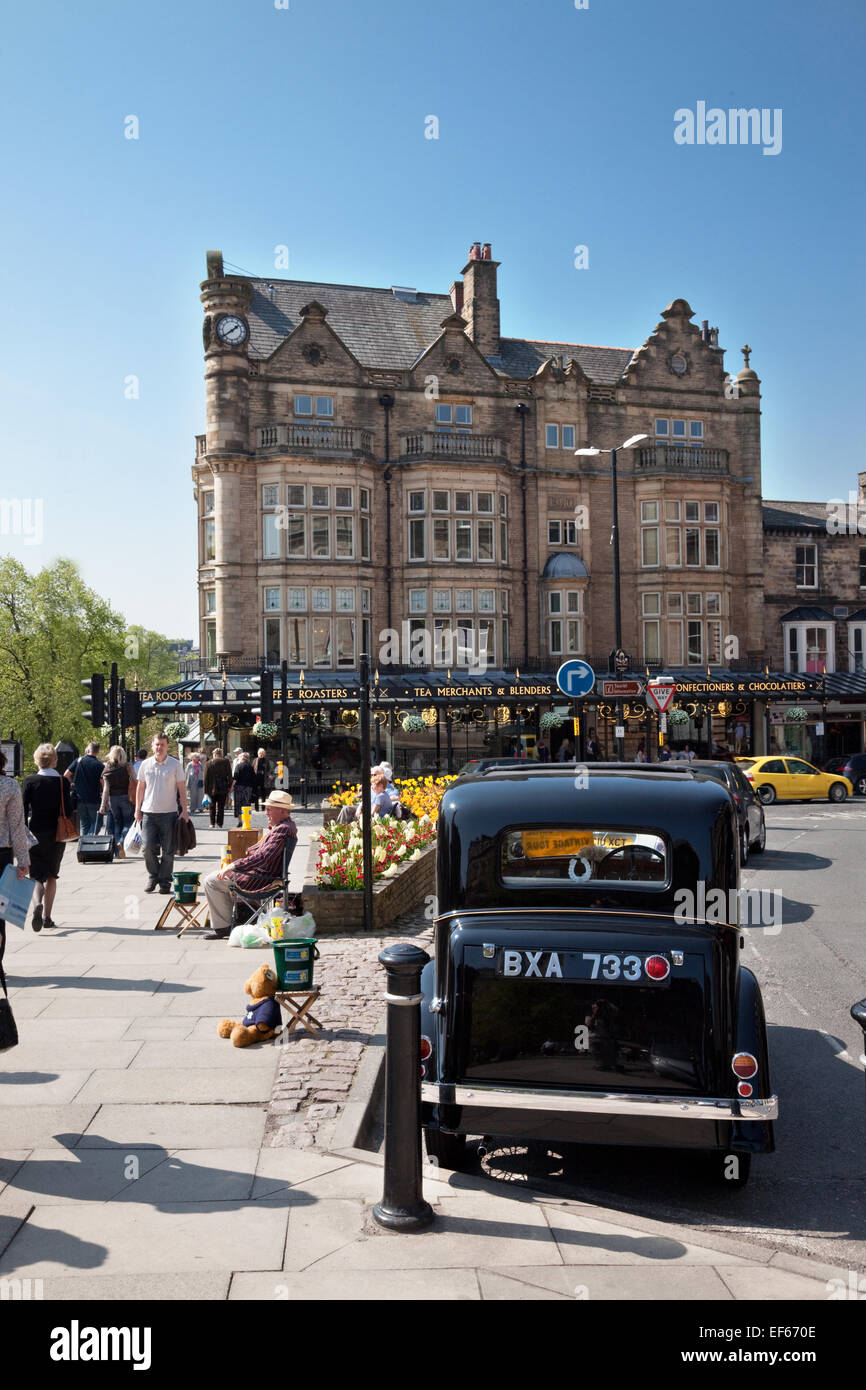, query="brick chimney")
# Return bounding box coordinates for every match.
[461,242,500,357]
